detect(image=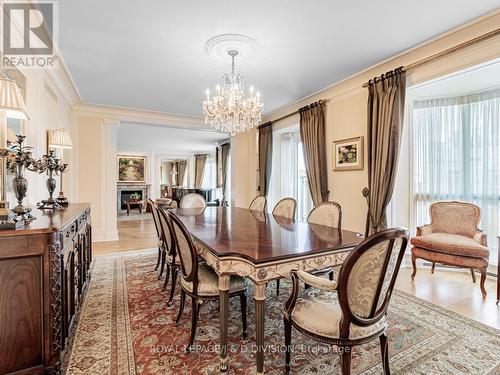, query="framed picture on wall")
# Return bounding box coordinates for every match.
[333,136,364,171]
[117,155,146,183]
